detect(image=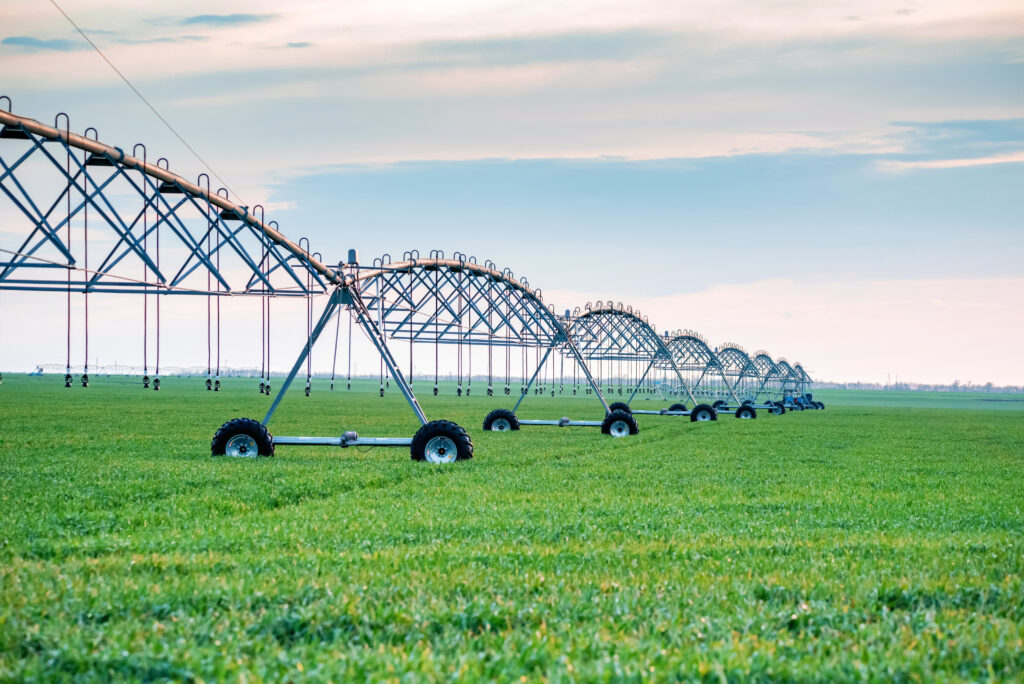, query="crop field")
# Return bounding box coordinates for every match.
[1,375,1022,681]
